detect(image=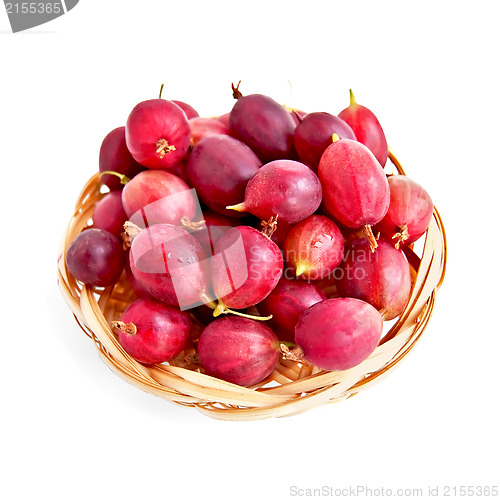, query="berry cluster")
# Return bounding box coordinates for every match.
[65,83,434,387]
